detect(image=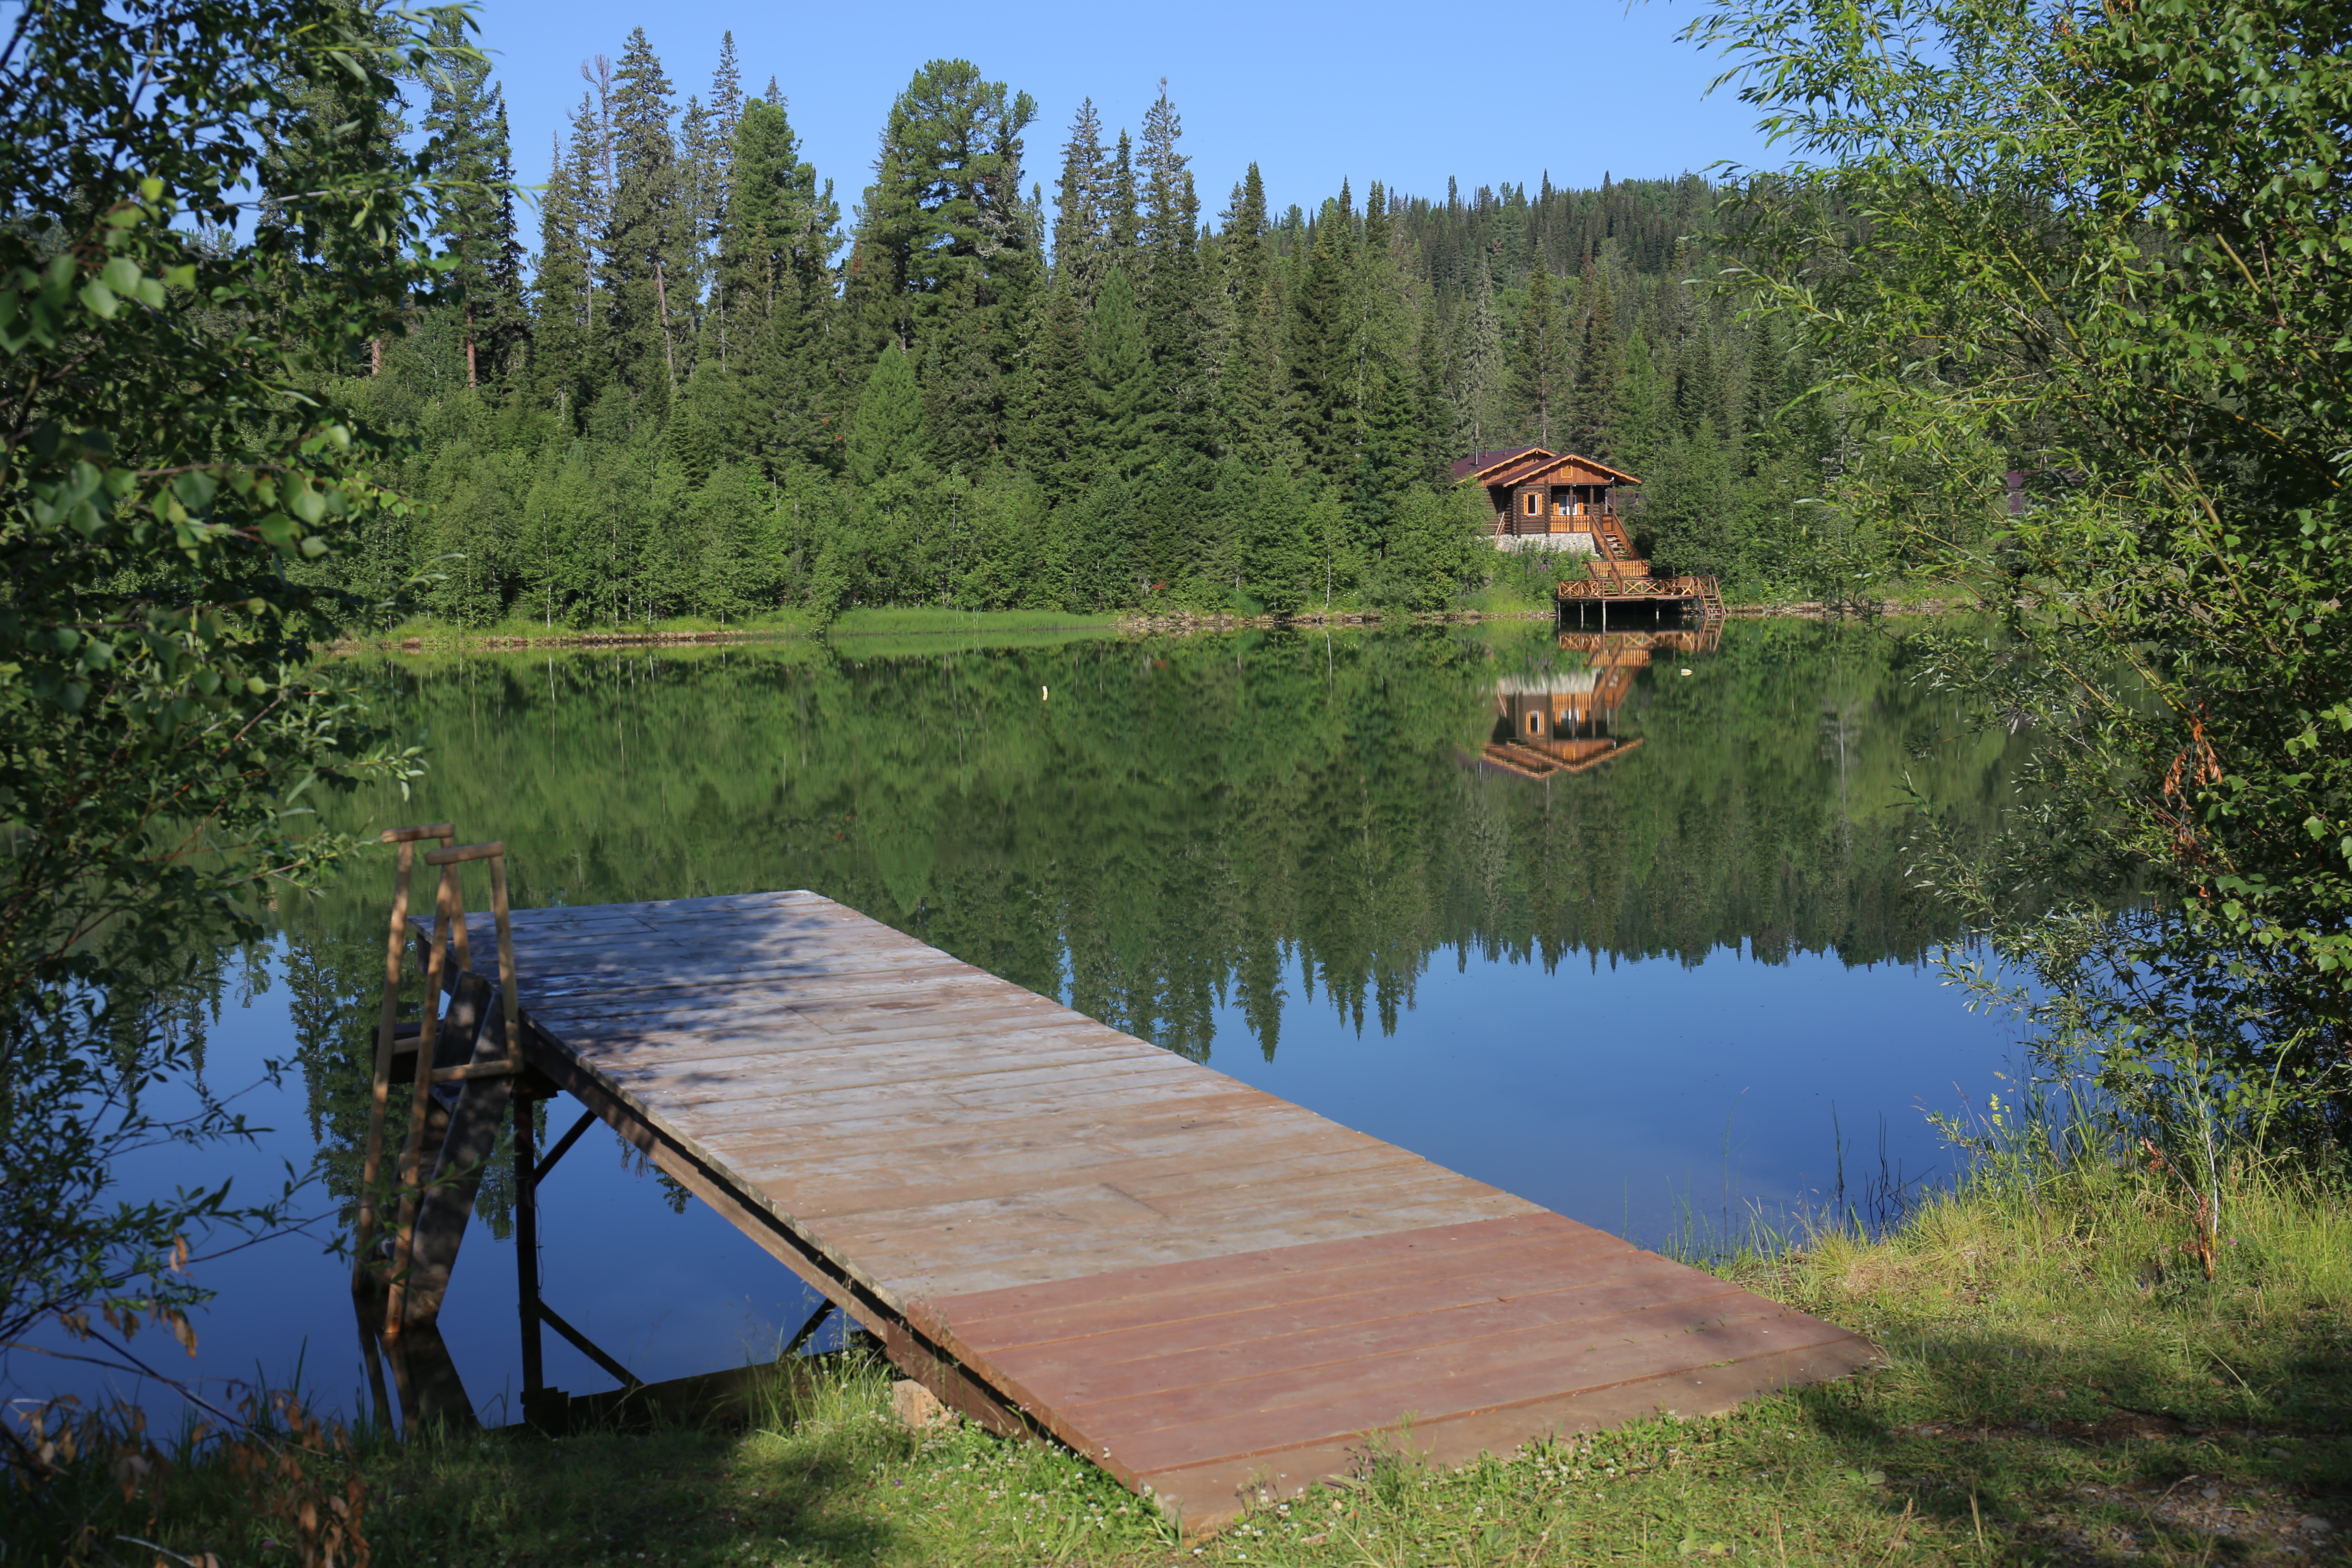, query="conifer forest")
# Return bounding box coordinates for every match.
[342,28,1839,628]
